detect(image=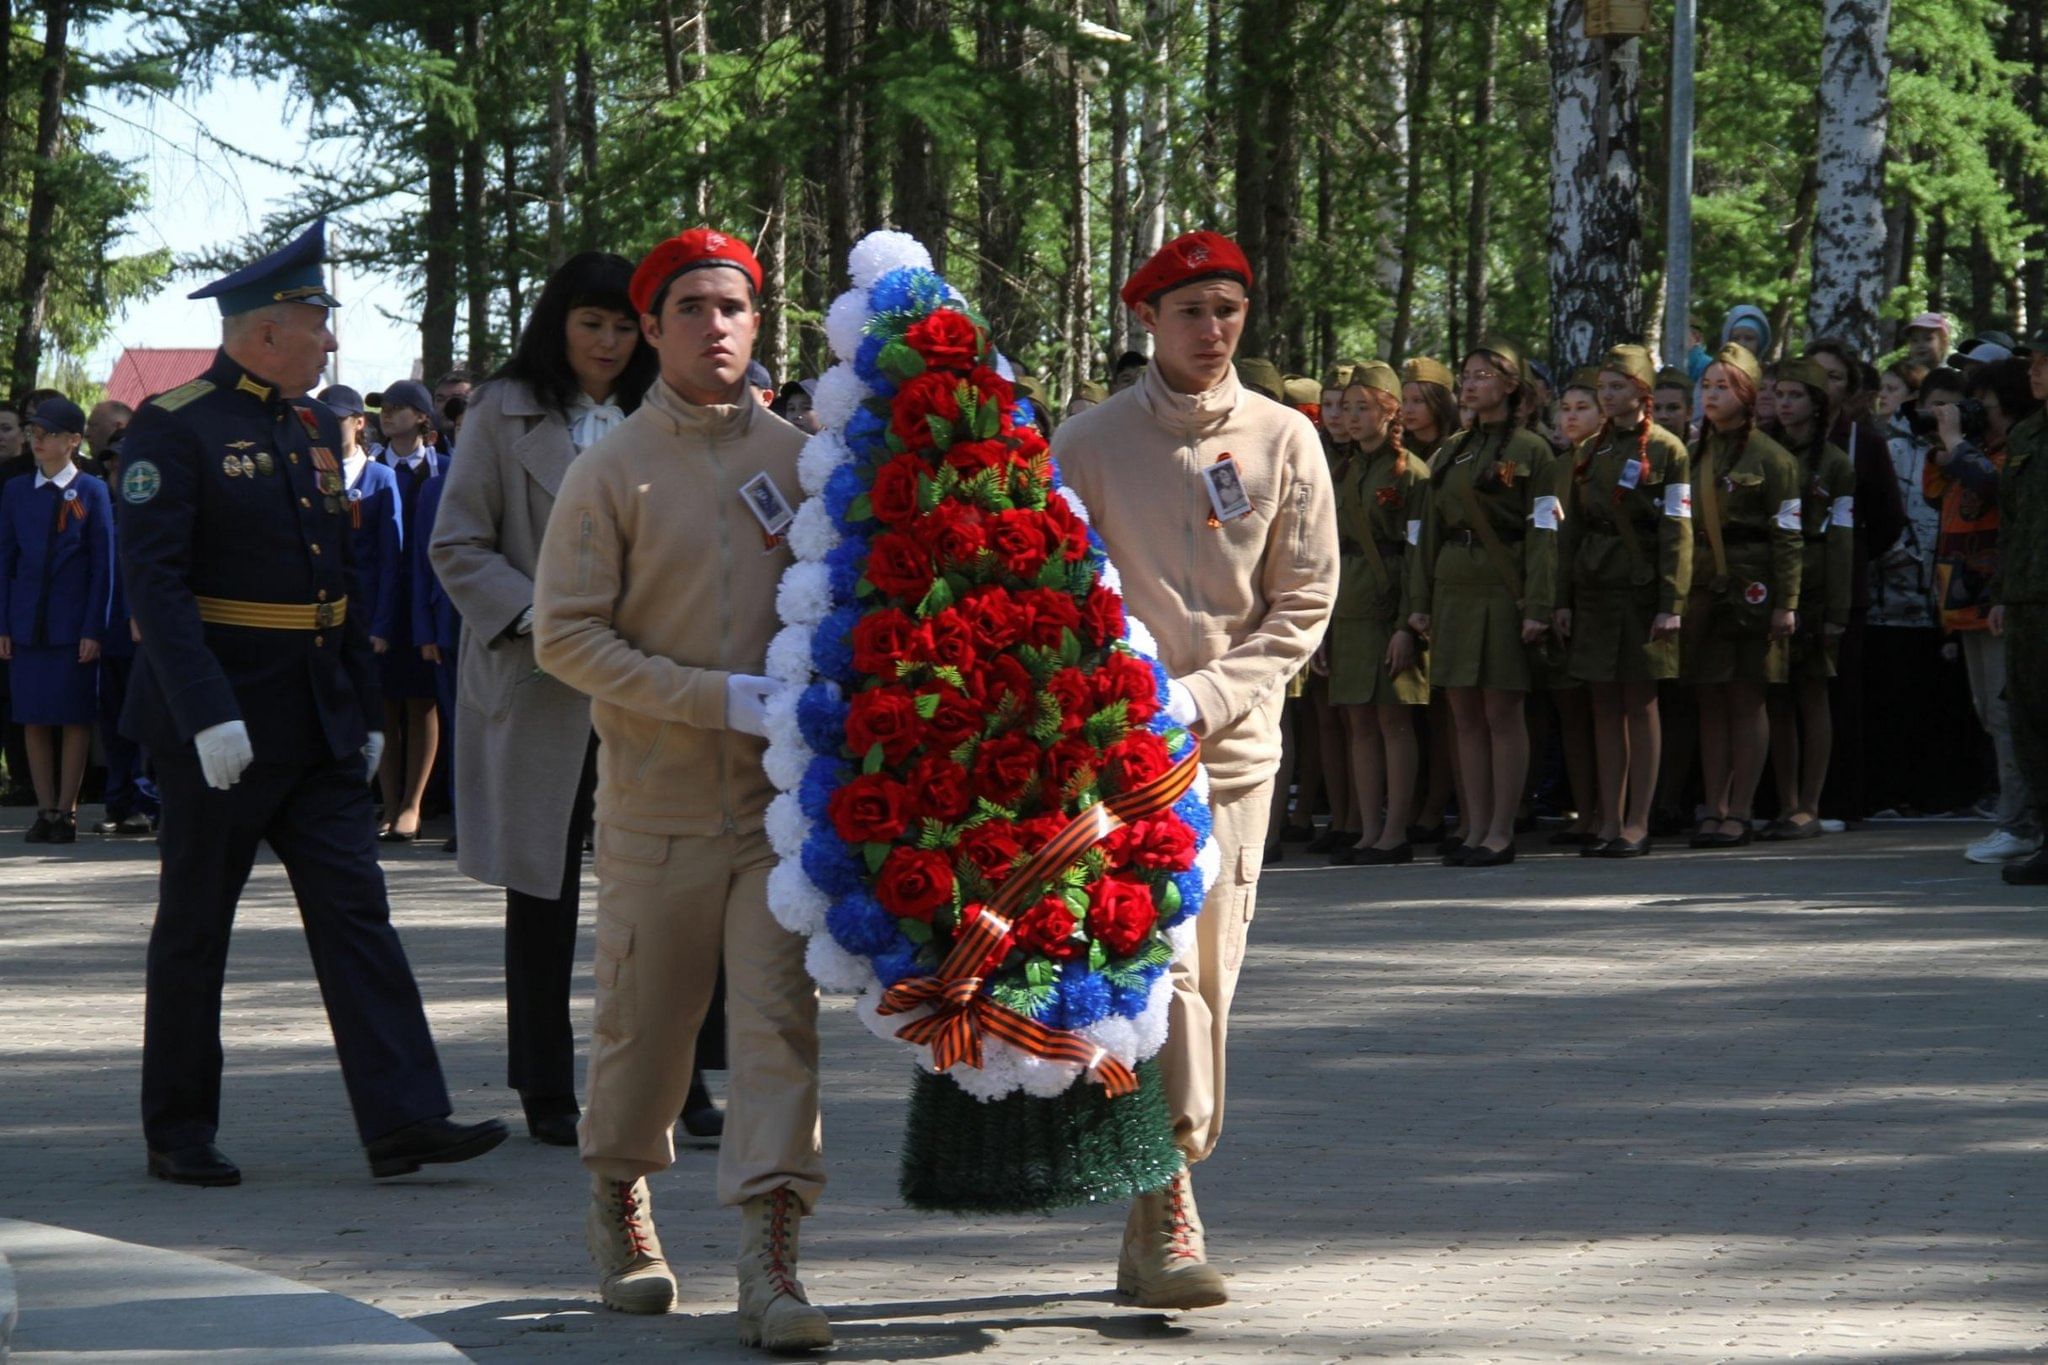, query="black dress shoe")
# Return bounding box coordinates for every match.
[1355,842,1413,866]
[1579,838,1610,857]
[366,1116,509,1178]
[49,811,76,844]
[1598,836,1652,858]
[1441,843,1474,867]
[24,811,53,844]
[1328,844,1358,866]
[521,1094,581,1147]
[1465,843,1517,867]
[1437,835,1465,858]
[149,1142,241,1187]
[2002,851,2048,885]
[679,1073,724,1141]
